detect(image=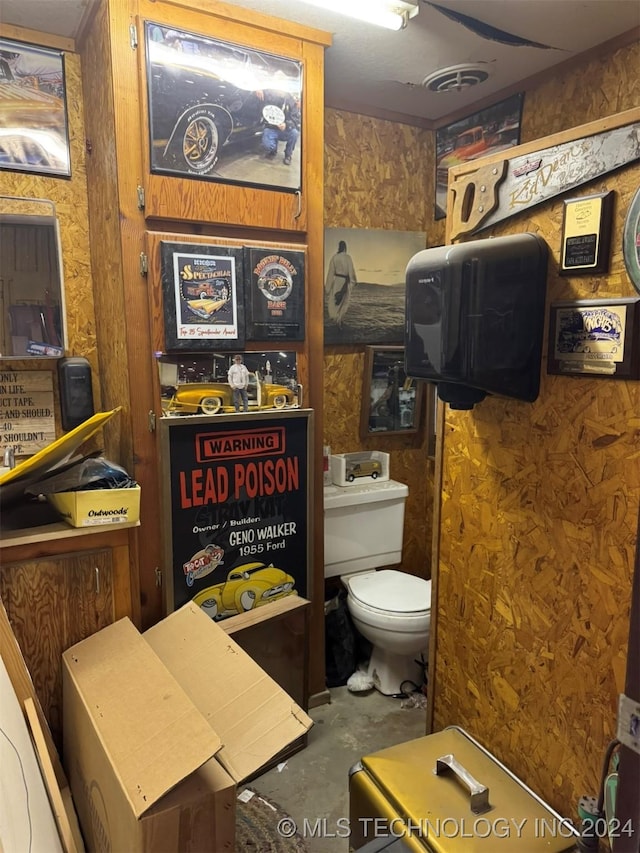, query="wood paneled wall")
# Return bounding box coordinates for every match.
[432,39,640,820]
[323,110,436,579]
[0,41,100,421]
